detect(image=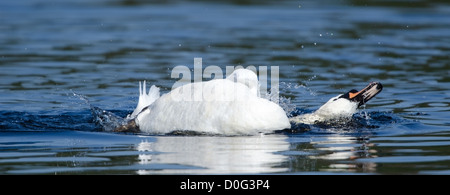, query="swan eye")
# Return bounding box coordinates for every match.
[333,98,338,101]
